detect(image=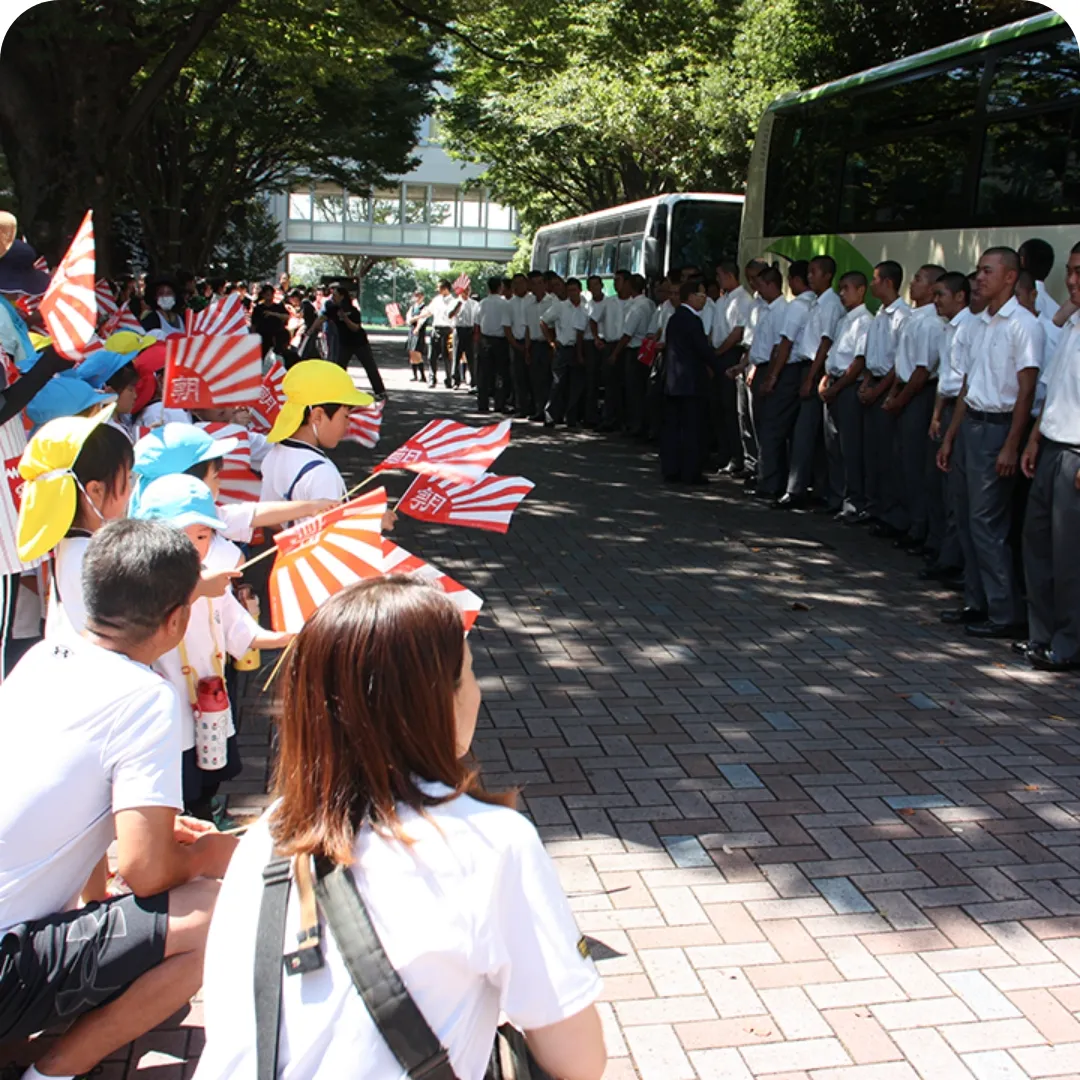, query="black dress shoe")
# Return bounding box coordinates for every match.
[1028,646,1080,672]
[835,509,861,524]
[870,523,902,539]
[1011,639,1043,656]
[920,565,963,582]
[941,606,988,625]
[966,621,1028,640]
[775,492,809,510]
